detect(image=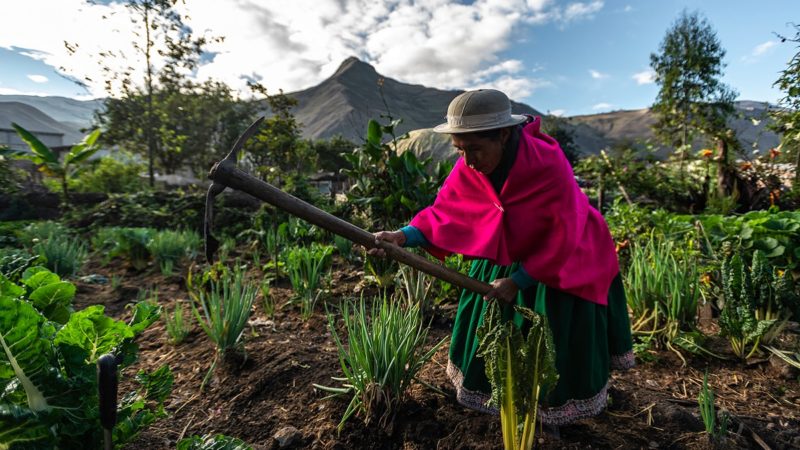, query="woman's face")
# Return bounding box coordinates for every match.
[451,128,510,175]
